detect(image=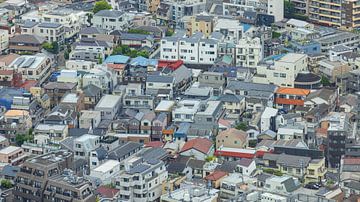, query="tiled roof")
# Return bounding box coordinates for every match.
[276,87,310,96]
[205,171,227,181]
[218,128,248,144]
[180,138,213,154]
[96,186,120,199]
